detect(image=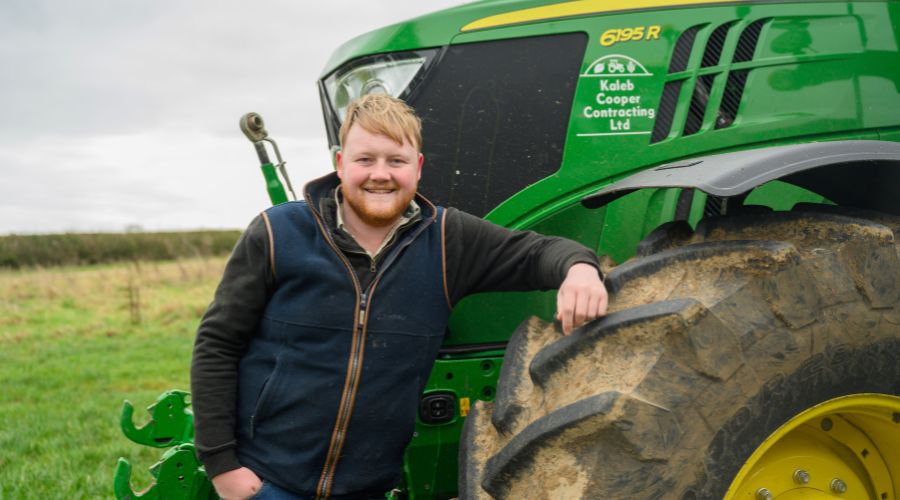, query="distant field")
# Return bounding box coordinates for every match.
[0,230,241,269]
[0,256,227,498]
